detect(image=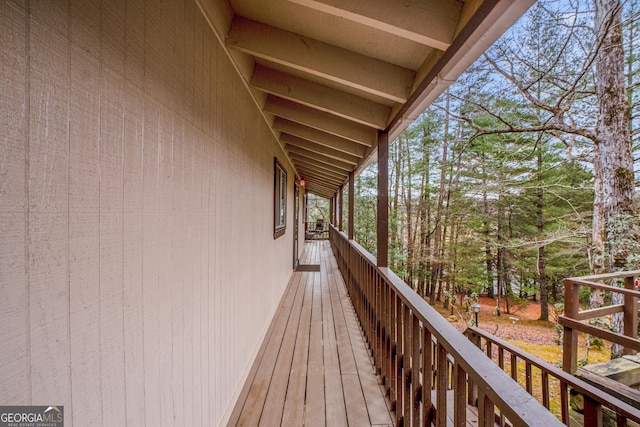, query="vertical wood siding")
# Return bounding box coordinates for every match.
[0,0,294,425]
